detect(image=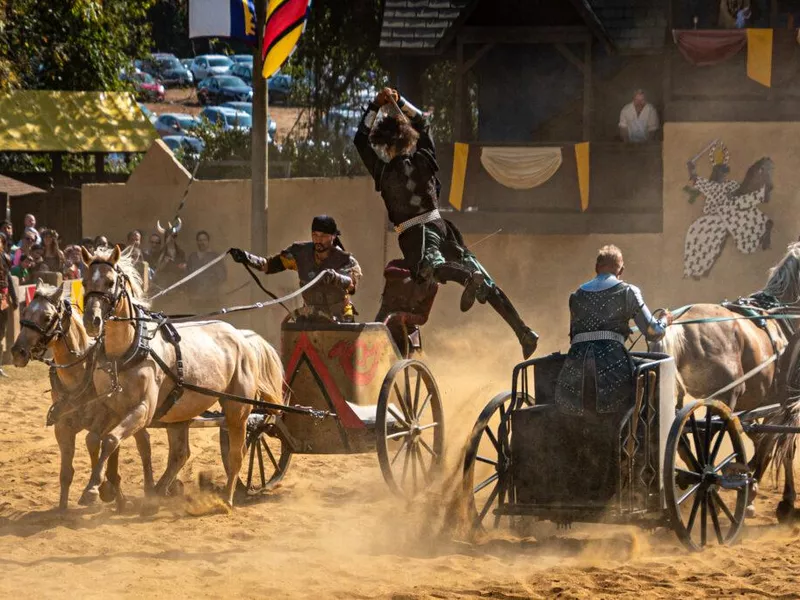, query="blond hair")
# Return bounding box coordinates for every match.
[596,244,624,273]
